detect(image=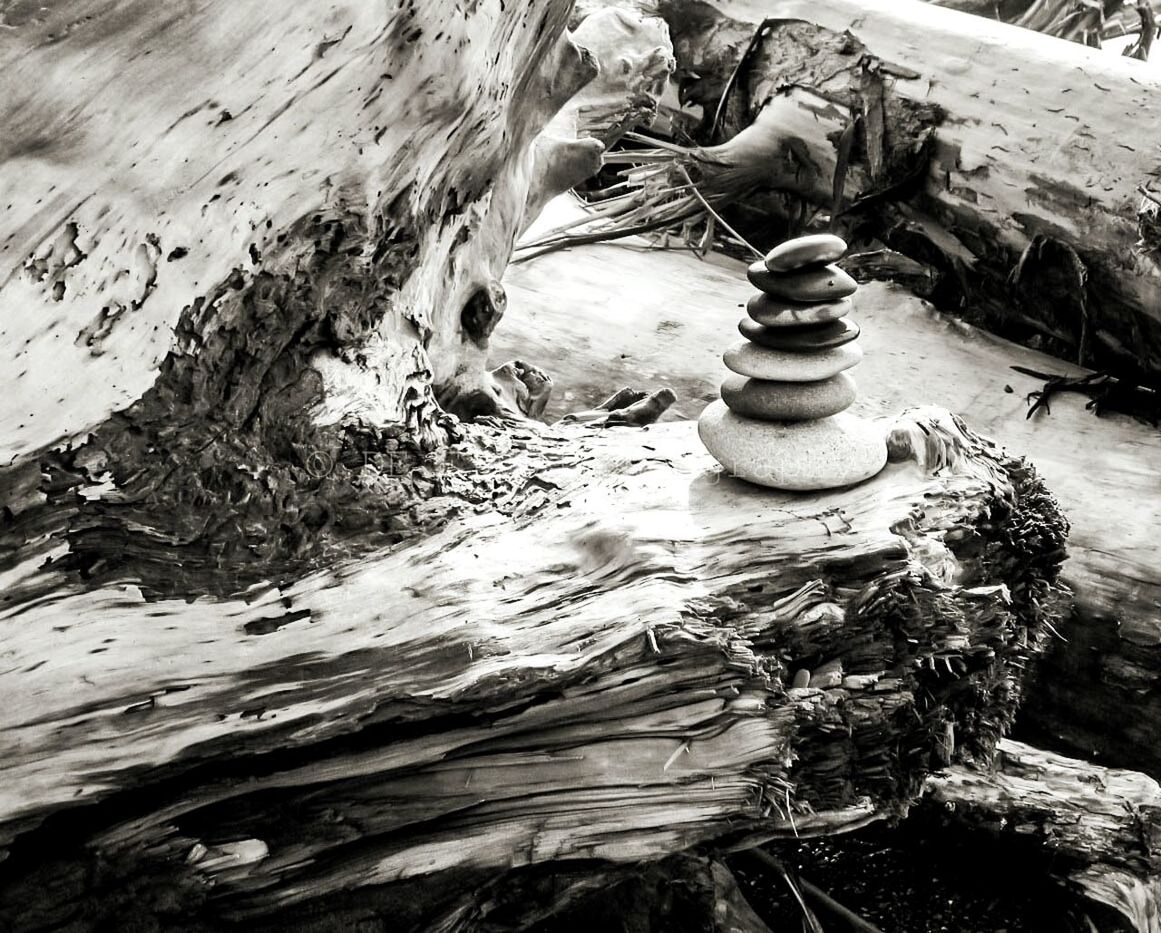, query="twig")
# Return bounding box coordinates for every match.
[709,20,778,139]
[743,849,887,933]
[673,163,764,260]
[1009,364,1161,425]
[511,208,702,263]
[1124,1,1157,58]
[1138,184,1161,209]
